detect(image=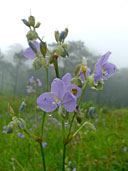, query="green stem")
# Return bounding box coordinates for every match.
[77,81,88,106]
[62,145,66,171]
[46,67,49,92]
[41,112,46,139]
[62,120,66,171]
[68,112,76,137]
[40,142,46,171]
[54,60,60,78]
